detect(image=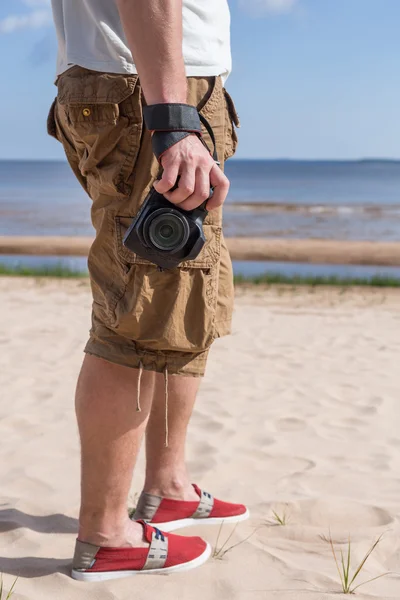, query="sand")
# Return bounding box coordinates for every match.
[1,277,400,599]
[2,236,400,266]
